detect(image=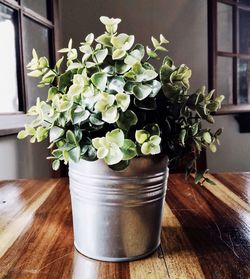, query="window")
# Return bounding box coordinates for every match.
[208,0,250,113]
[0,0,59,135]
